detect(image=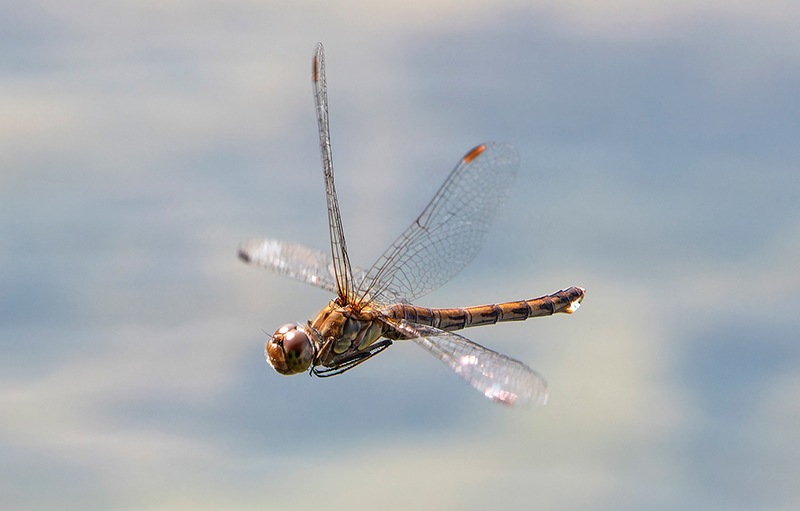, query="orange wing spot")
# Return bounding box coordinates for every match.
[312,56,319,82]
[463,144,487,164]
